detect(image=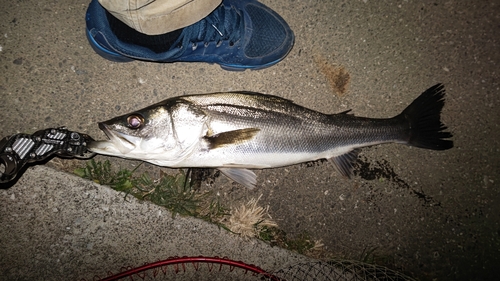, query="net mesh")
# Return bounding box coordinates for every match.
[268,259,415,281]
